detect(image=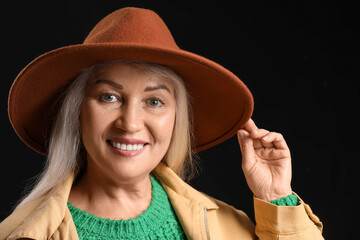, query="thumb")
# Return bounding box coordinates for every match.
[237,129,255,167]
[237,129,253,153]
